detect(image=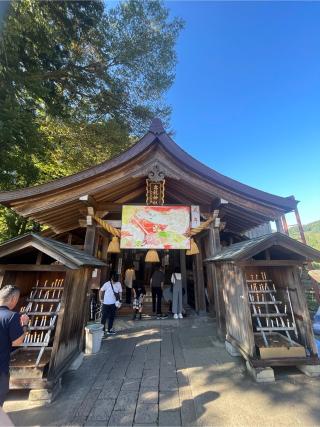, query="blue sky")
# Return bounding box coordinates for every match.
[165,1,320,225]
